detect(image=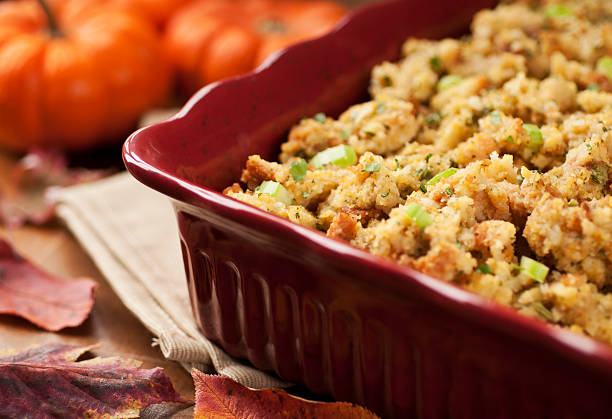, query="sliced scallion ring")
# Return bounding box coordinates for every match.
[596,56,612,82]
[437,75,462,92]
[520,256,549,283]
[427,168,458,185]
[310,145,357,169]
[523,123,543,151]
[255,181,294,206]
[405,203,433,229]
